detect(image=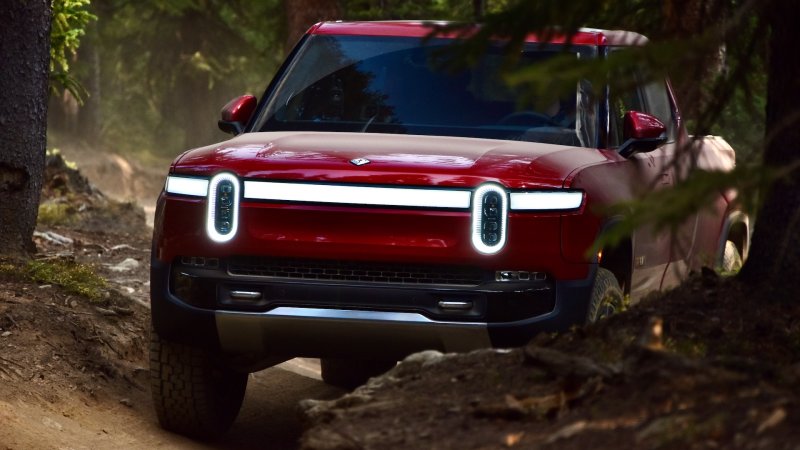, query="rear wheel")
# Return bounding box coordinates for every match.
[320,358,396,390]
[149,328,247,440]
[720,240,744,273]
[587,268,624,323]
